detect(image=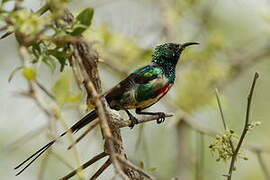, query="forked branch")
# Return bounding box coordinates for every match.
[226,72,259,180]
